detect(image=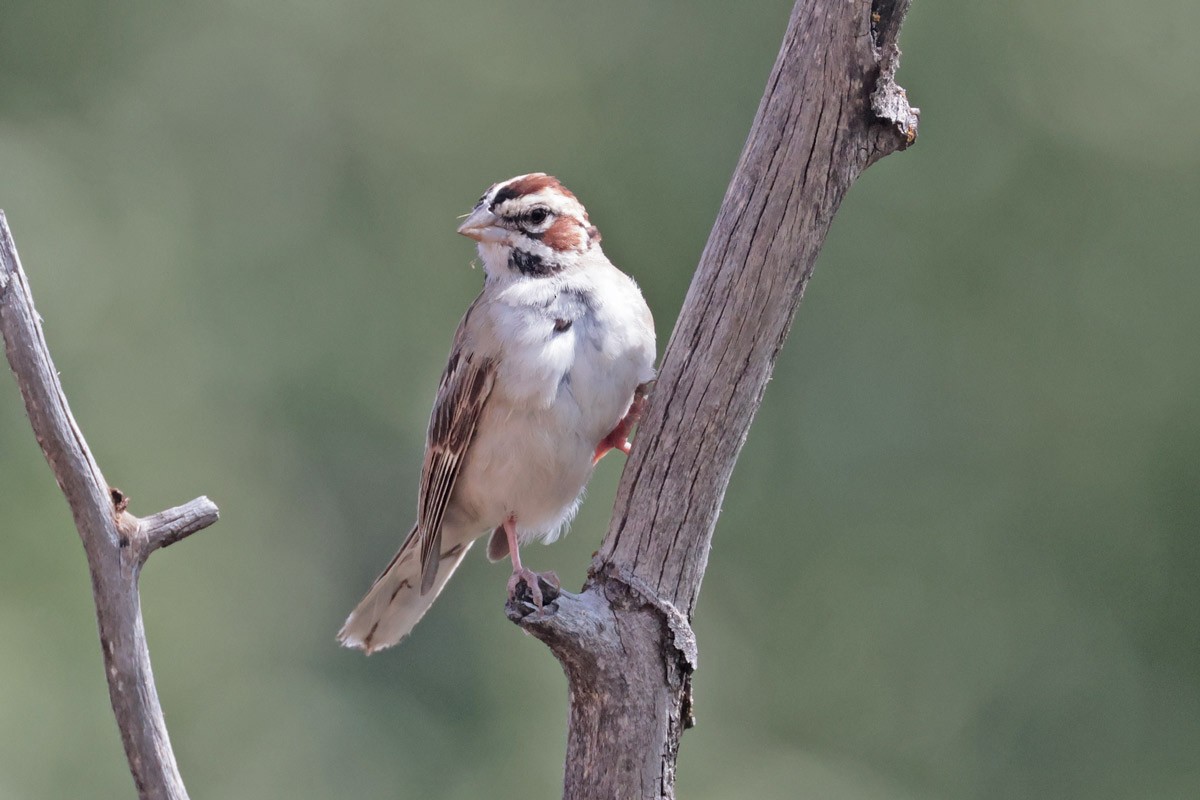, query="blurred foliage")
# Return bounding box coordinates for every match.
[2,1,1198,798]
